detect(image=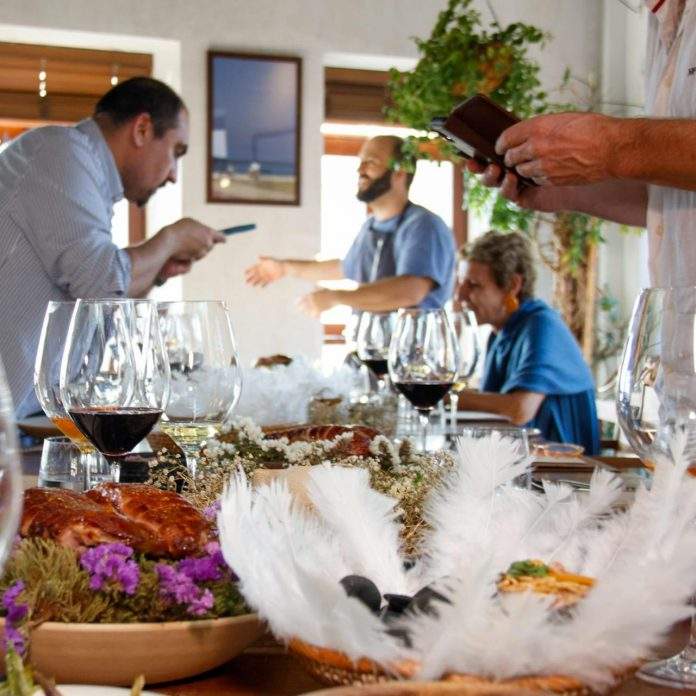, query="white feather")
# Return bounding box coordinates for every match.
[307,465,408,594]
